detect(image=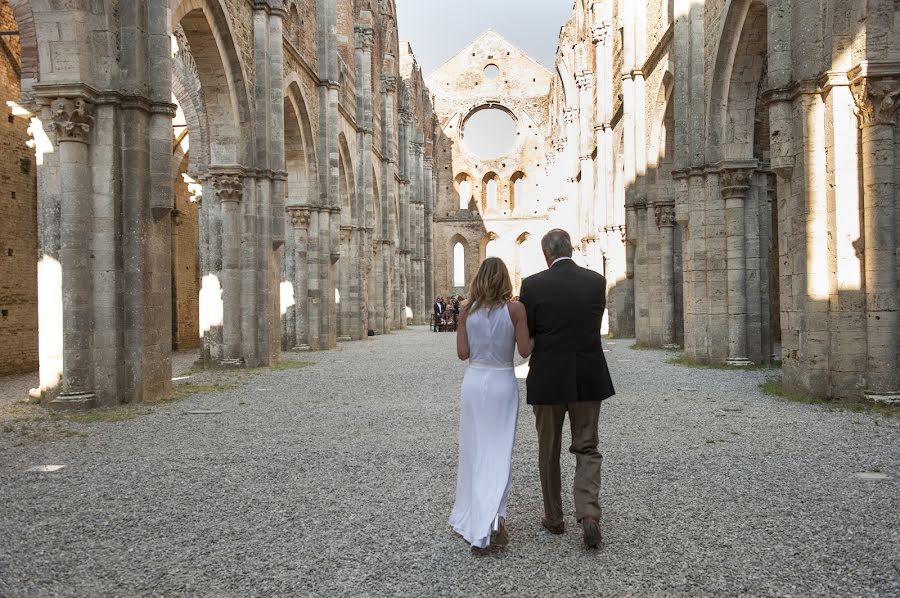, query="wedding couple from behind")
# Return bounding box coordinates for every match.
[449,229,616,555]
